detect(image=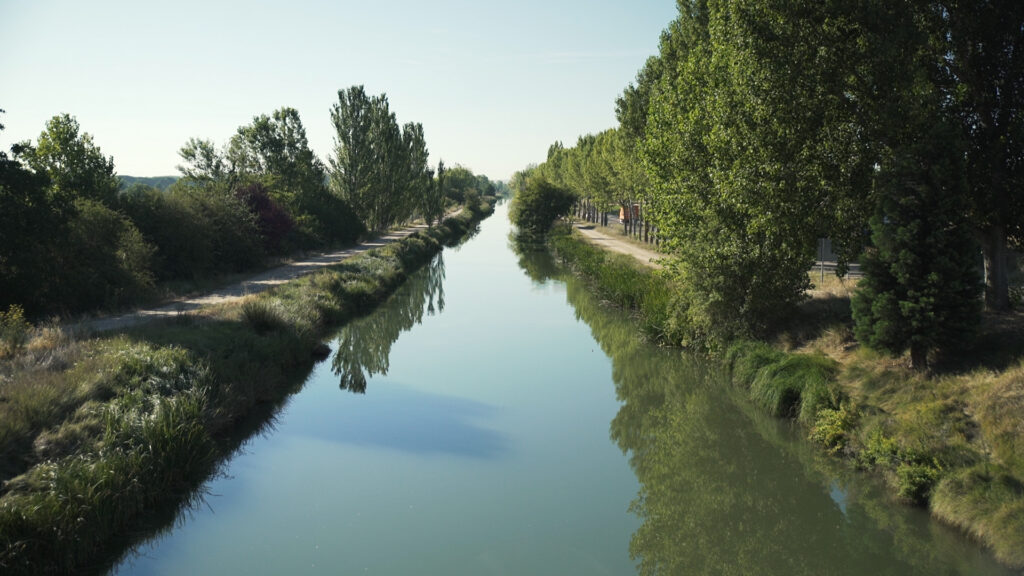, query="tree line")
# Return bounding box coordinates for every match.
[512,0,1022,369]
[0,87,500,318]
